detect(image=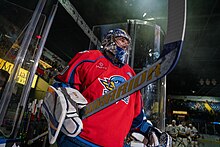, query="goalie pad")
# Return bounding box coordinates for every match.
[41,86,87,144]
